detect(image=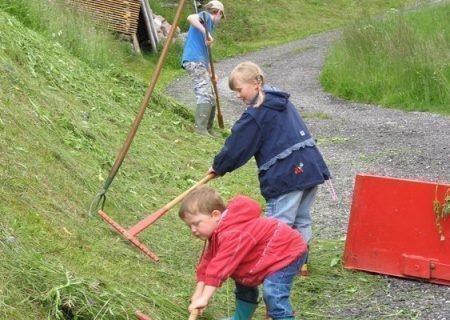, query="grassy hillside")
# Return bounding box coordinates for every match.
[0,1,434,319]
[0,9,232,319]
